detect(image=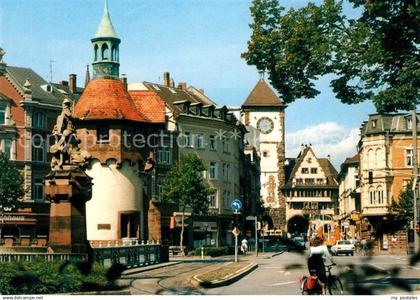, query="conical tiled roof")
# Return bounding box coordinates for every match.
[94,0,118,39]
[74,79,148,122]
[242,79,285,107]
